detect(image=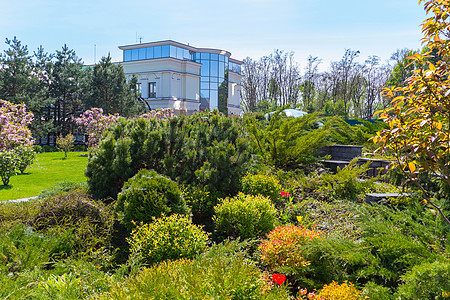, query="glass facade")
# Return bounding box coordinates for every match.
[194,52,229,114]
[122,43,241,114]
[123,45,192,62]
